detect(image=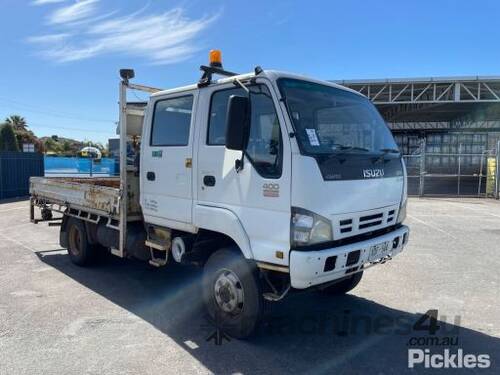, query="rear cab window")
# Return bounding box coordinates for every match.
[151,95,194,146]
